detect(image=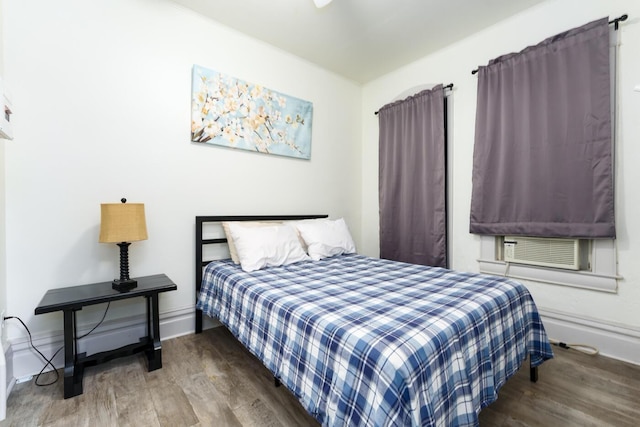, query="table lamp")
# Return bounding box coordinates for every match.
[99,198,148,292]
